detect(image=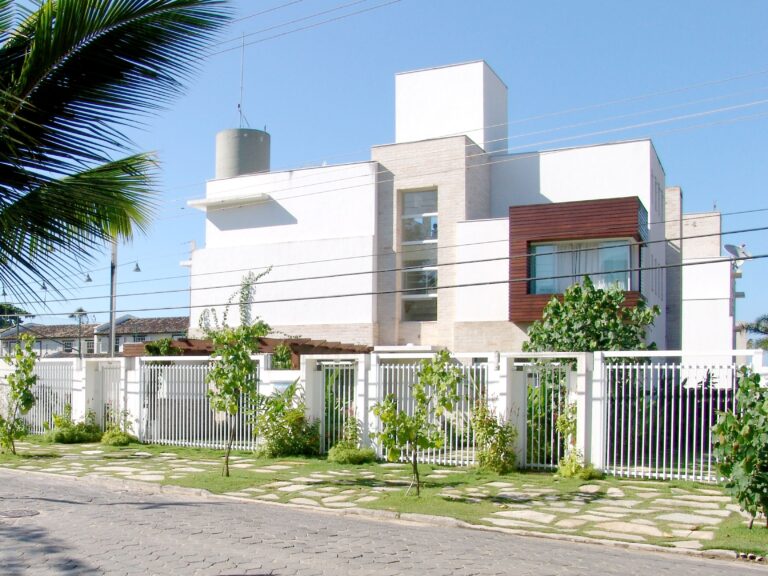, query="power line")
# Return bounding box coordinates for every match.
[9,223,766,309]
[1,252,763,320]
[59,207,768,294]
[209,0,402,57]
